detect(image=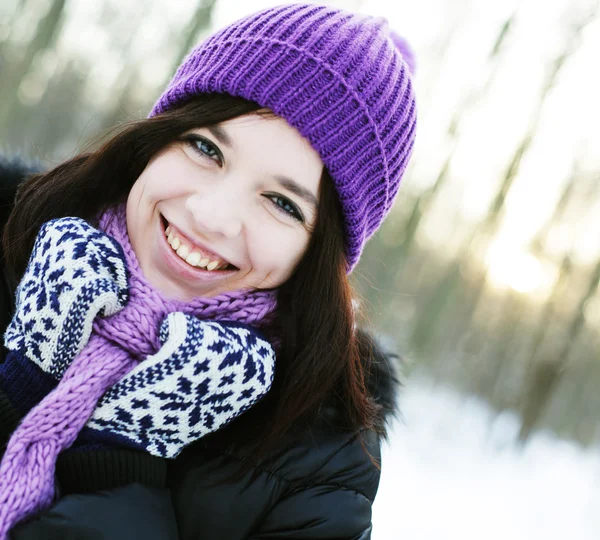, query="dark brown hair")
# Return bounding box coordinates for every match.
[3,93,380,463]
